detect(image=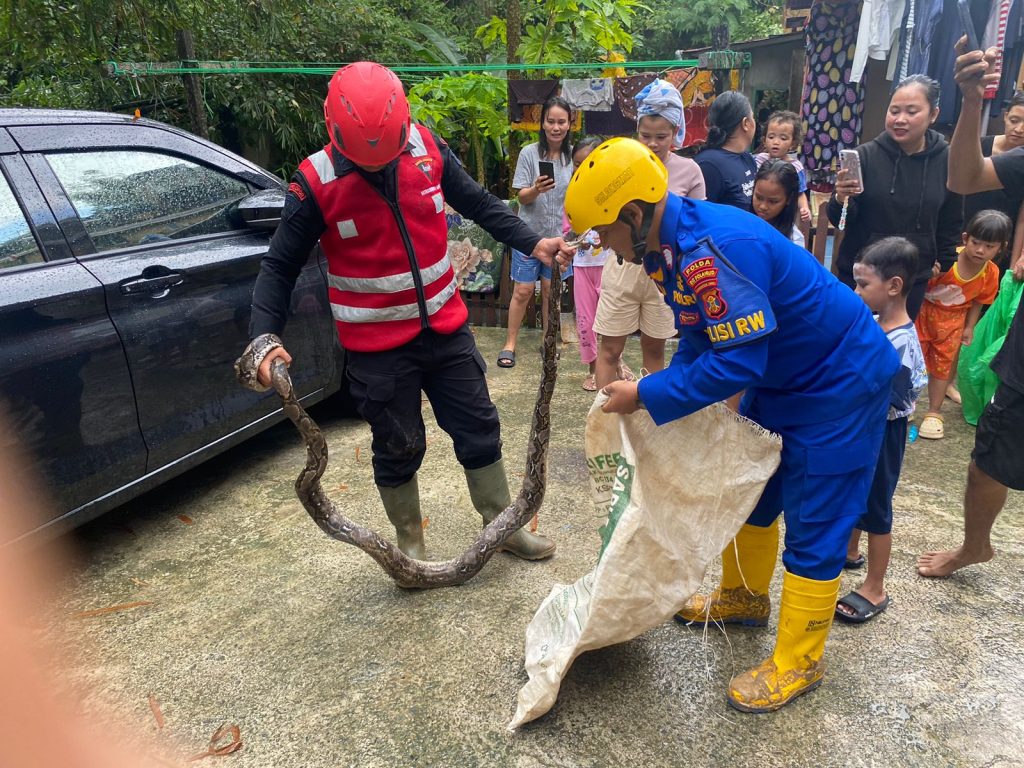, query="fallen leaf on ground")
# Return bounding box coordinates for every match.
[177,514,194,525]
[74,601,153,619]
[422,517,430,530]
[188,723,242,761]
[148,694,165,729]
[337,483,349,492]
[355,447,362,464]
[130,577,149,587]
[530,512,539,533]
